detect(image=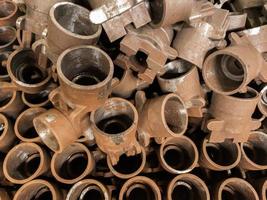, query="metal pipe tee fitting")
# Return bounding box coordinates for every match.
[33,46,114,152]
[157,60,205,118]
[136,91,188,146]
[203,87,261,143]
[120,25,177,84]
[89,0,151,42]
